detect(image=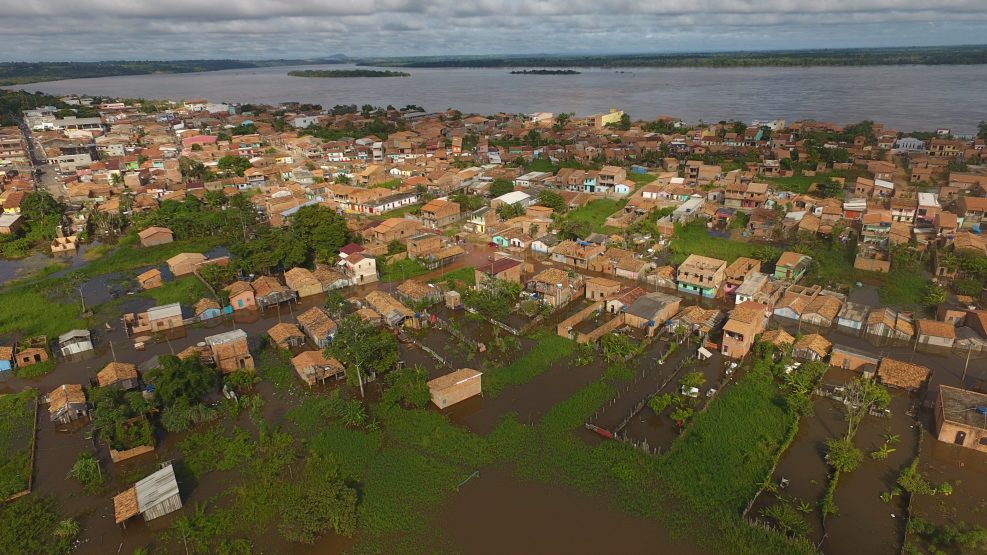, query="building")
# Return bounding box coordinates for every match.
[58,329,94,357]
[291,351,345,387]
[225,281,256,311]
[526,268,583,308]
[48,384,88,424]
[877,358,930,391]
[934,386,987,452]
[0,213,23,235]
[204,329,254,374]
[623,292,682,337]
[676,254,726,298]
[137,269,163,290]
[113,464,182,526]
[125,303,184,336]
[16,346,48,367]
[251,275,296,308]
[792,333,832,361]
[0,346,12,372]
[296,307,338,348]
[721,305,767,359]
[585,277,622,301]
[267,322,306,350]
[137,227,174,247]
[339,253,378,284]
[420,198,462,229]
[836,302,870,332]
[364,290,416,328]
[428,368,482,409]
[774,252,812,282]
[866,308,914,342]
[916,319,956,348]
[801,294,843,328]
[166,252,206,277]
[830,345,880,375]
[97,362,140,390]
[474,257,523,286]
[284,267,323,298]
